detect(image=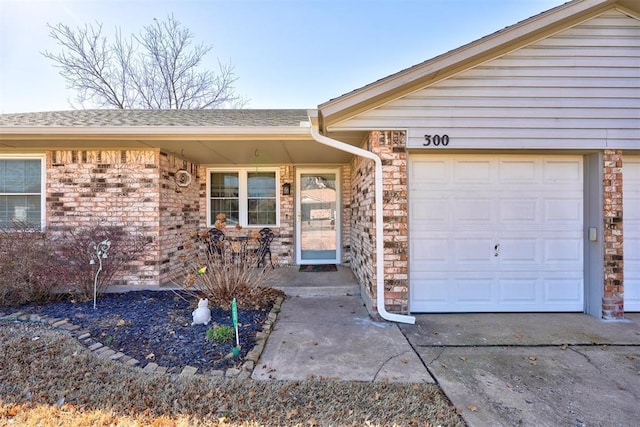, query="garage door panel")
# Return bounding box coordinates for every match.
[409,154,584,313]
[543,197,583,222]
[410,237,448,264]
[626,276,640,308]
[543,159,582,183]
[455,279,494,302]
[499,279,538,303]
[410,275,448,303]
[499,199,538,222]
[455,199,492,222]
[454,160,492,182]
[499,160,538,183]
[624,156,640,311]
[544,238,583,262]
[411,160,448,183]
[498,239,538,262]
[544,276,584,304]
[454,237,494,262]
[411,198,450,224]
[624,199,640,218]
